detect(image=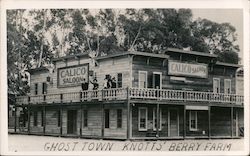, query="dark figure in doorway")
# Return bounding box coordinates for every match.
[104,75,112,89]
[90,78,99,90]
[111,77,116,88]
[81,78,89,90]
